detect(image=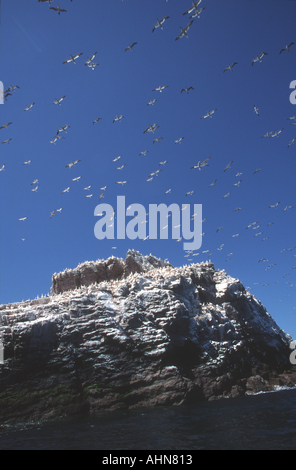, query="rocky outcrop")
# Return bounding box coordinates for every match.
[0,251,295,425]
[51,250,170,295]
